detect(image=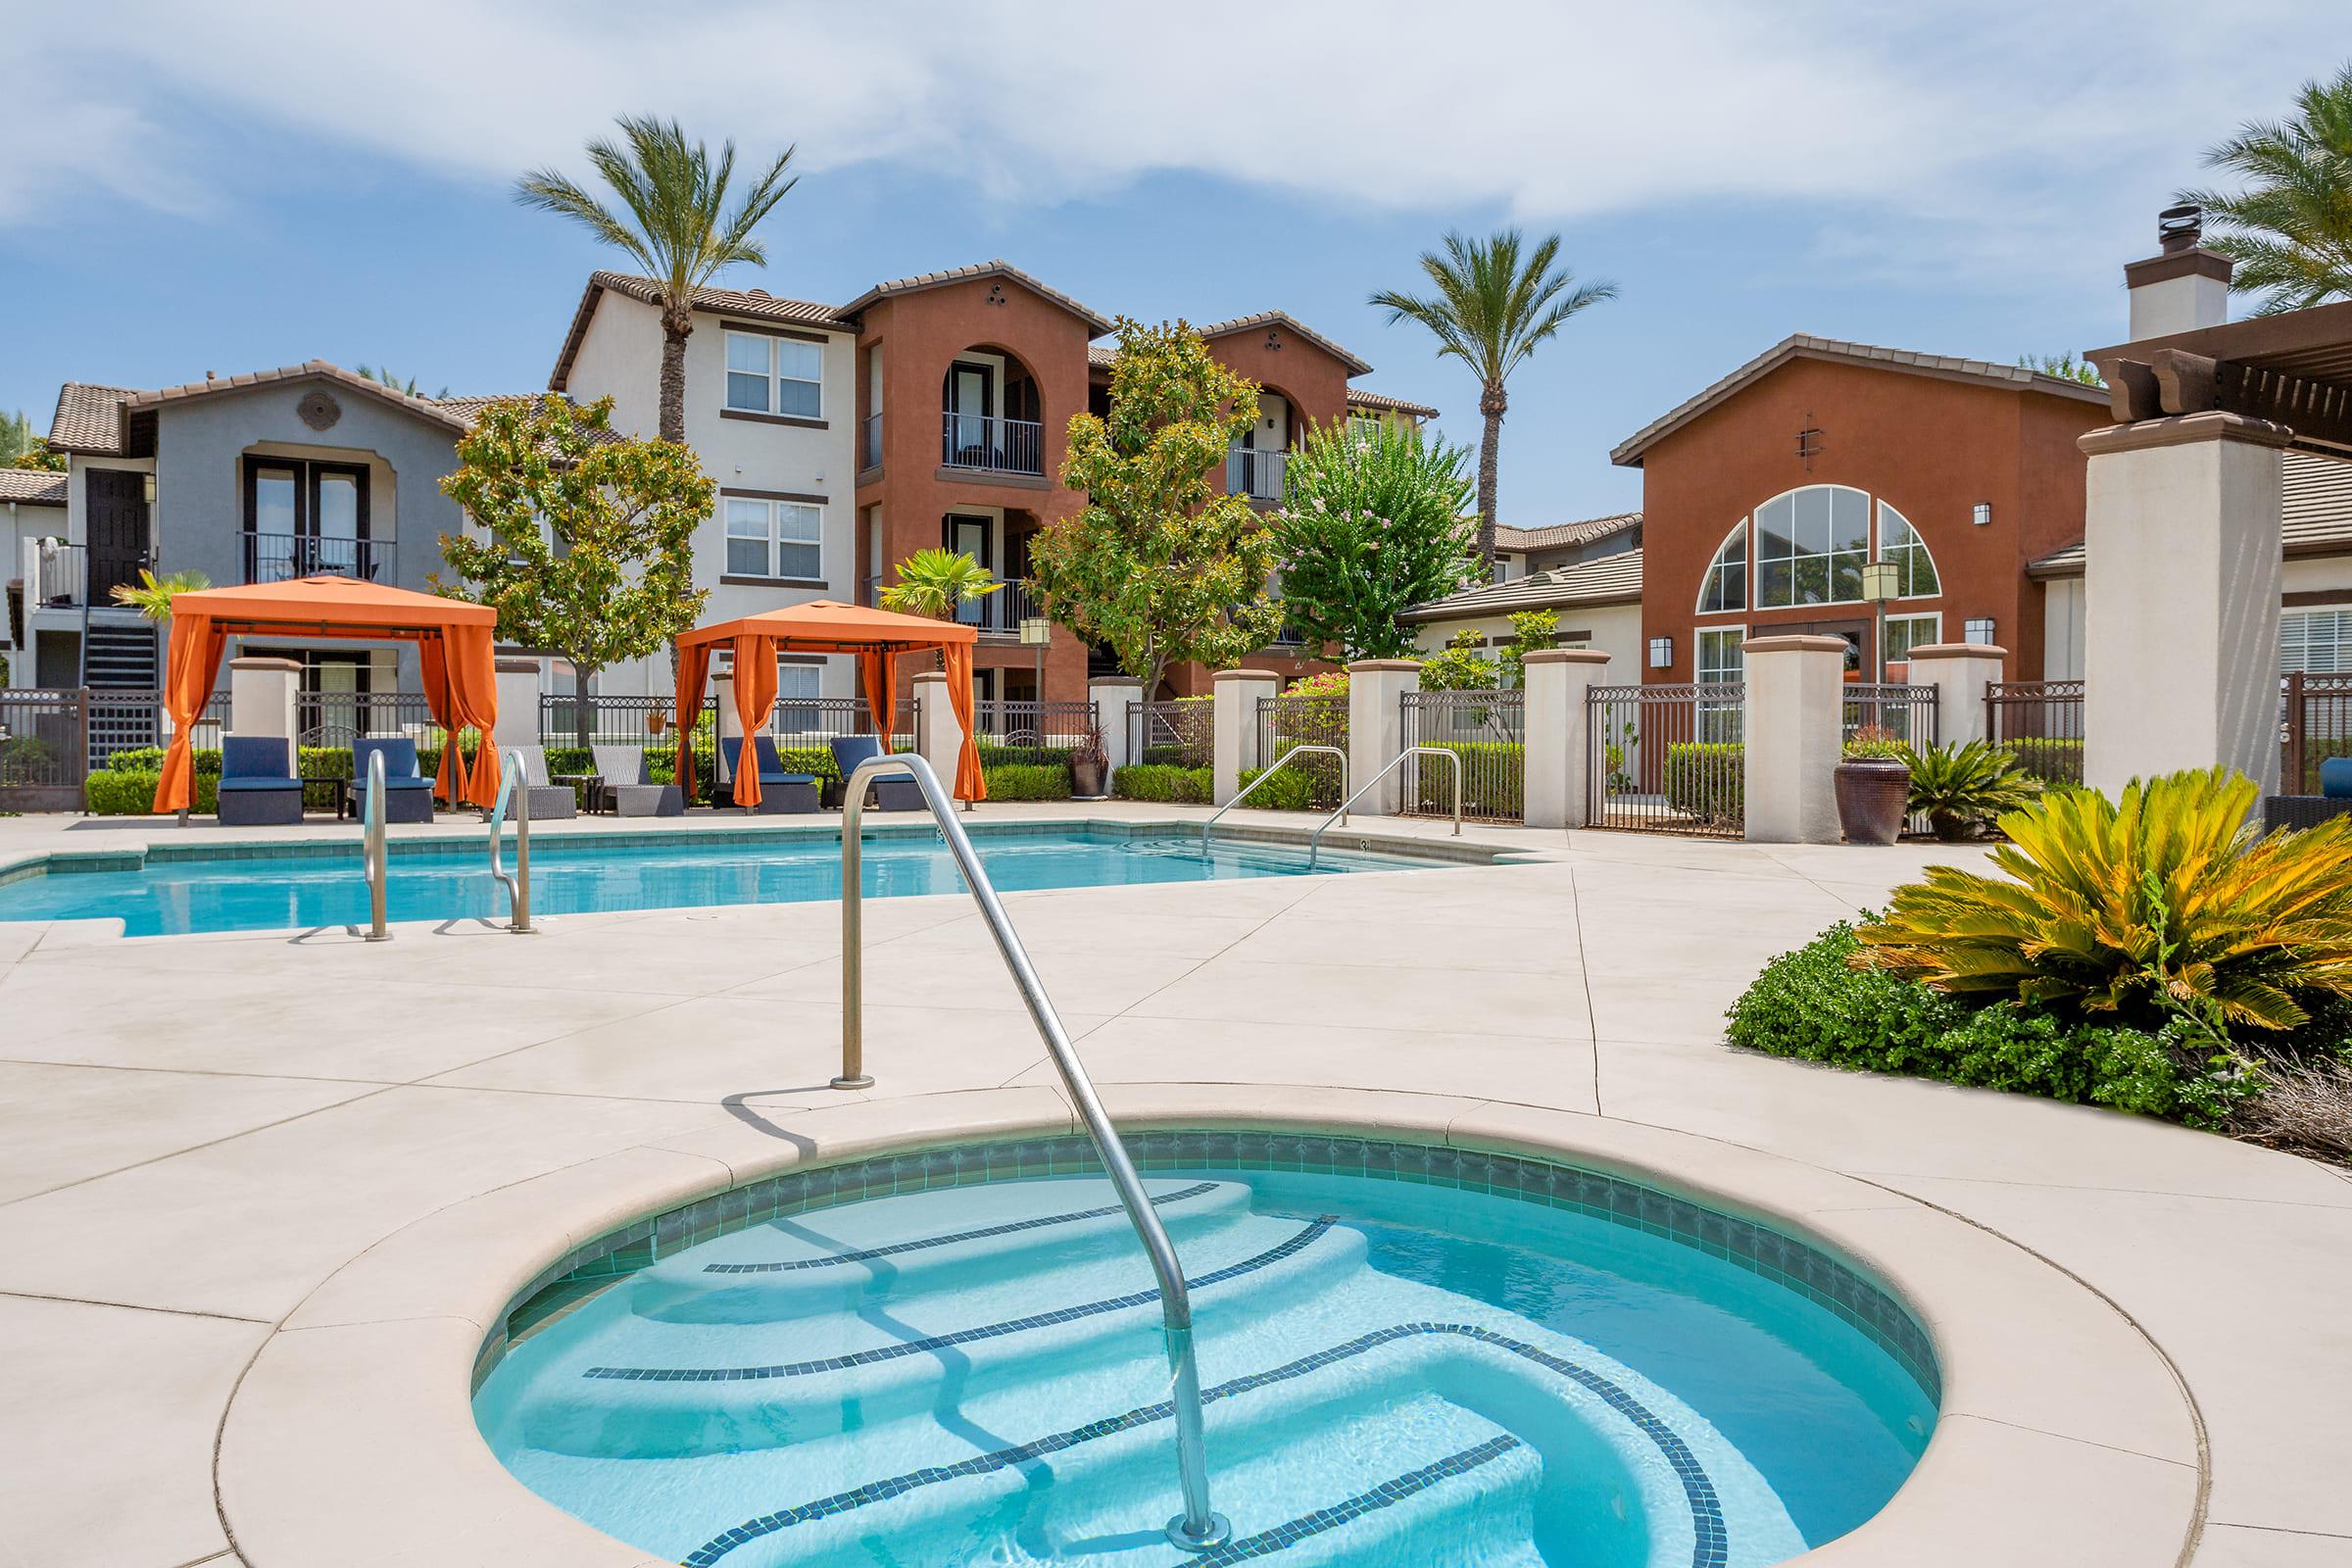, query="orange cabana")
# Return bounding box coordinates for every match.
[672,601,984,808]
[152,576,503,814]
